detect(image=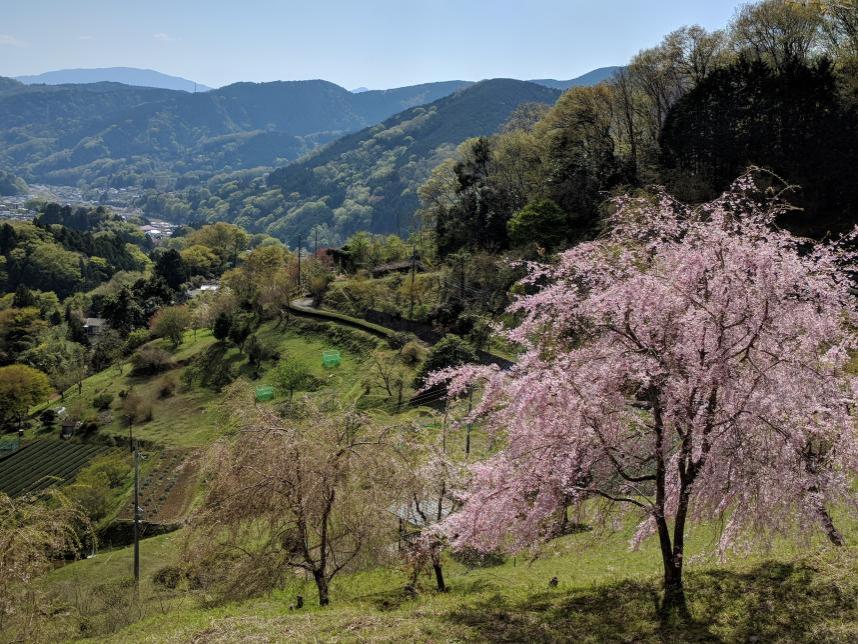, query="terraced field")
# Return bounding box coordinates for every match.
[118,450,199,523]
[0,440,113,496]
